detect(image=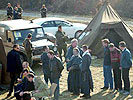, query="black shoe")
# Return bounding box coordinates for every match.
[101,87,108,89]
